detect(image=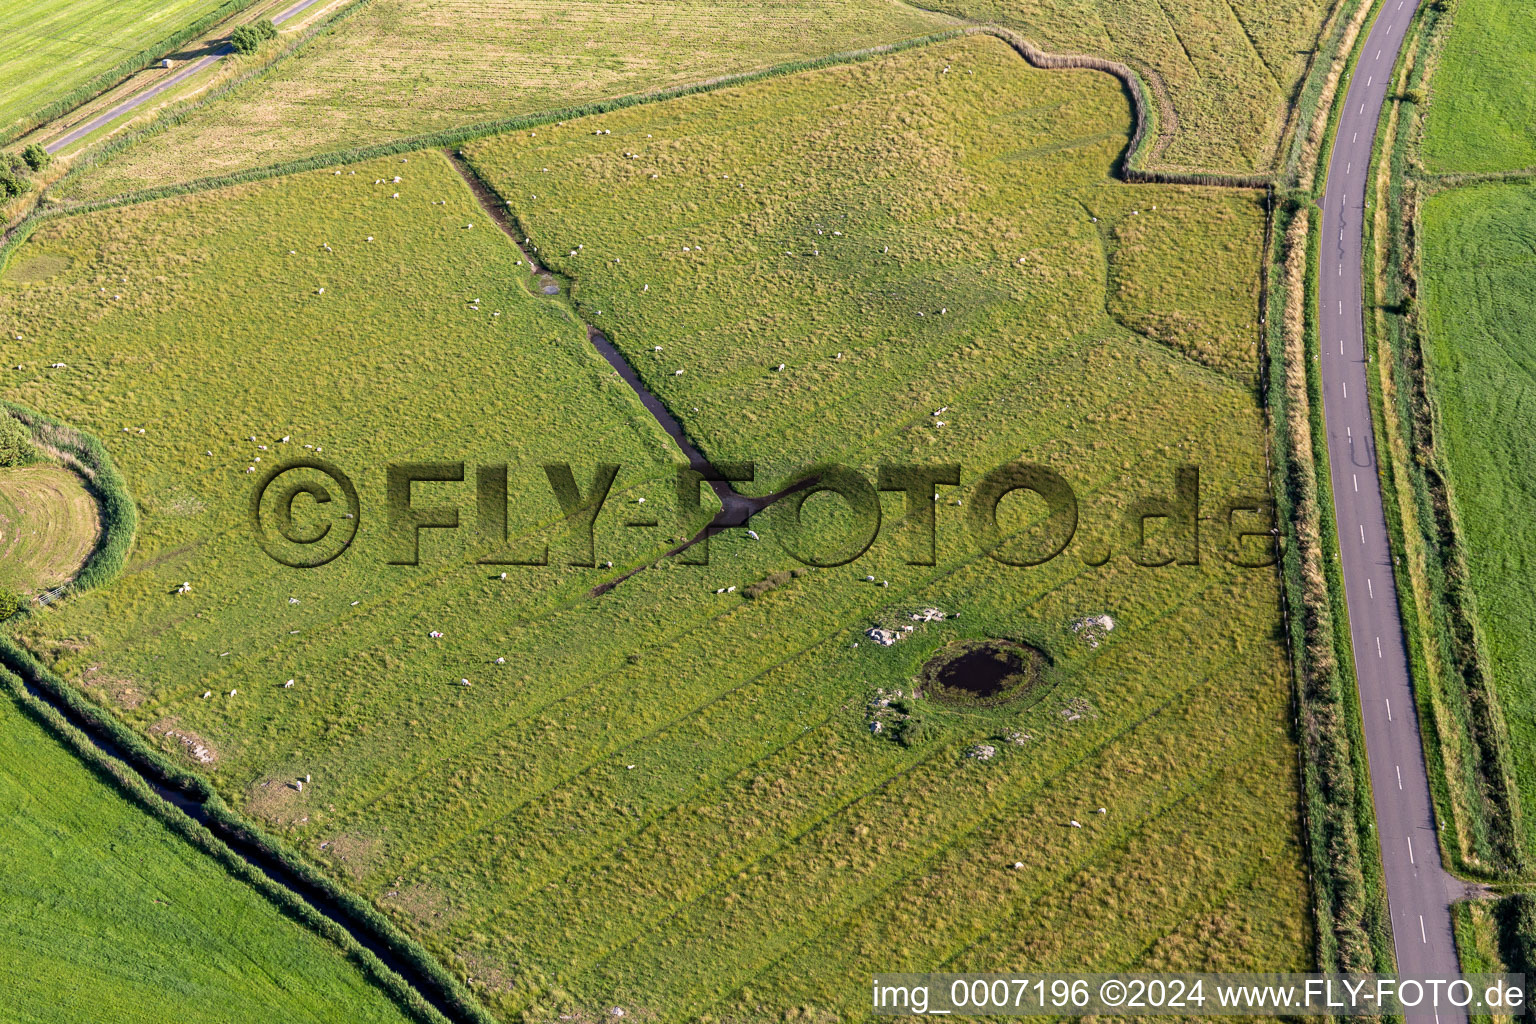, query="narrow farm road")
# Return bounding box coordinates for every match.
[1317,0,1468,1012]
[44,0,330,155]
